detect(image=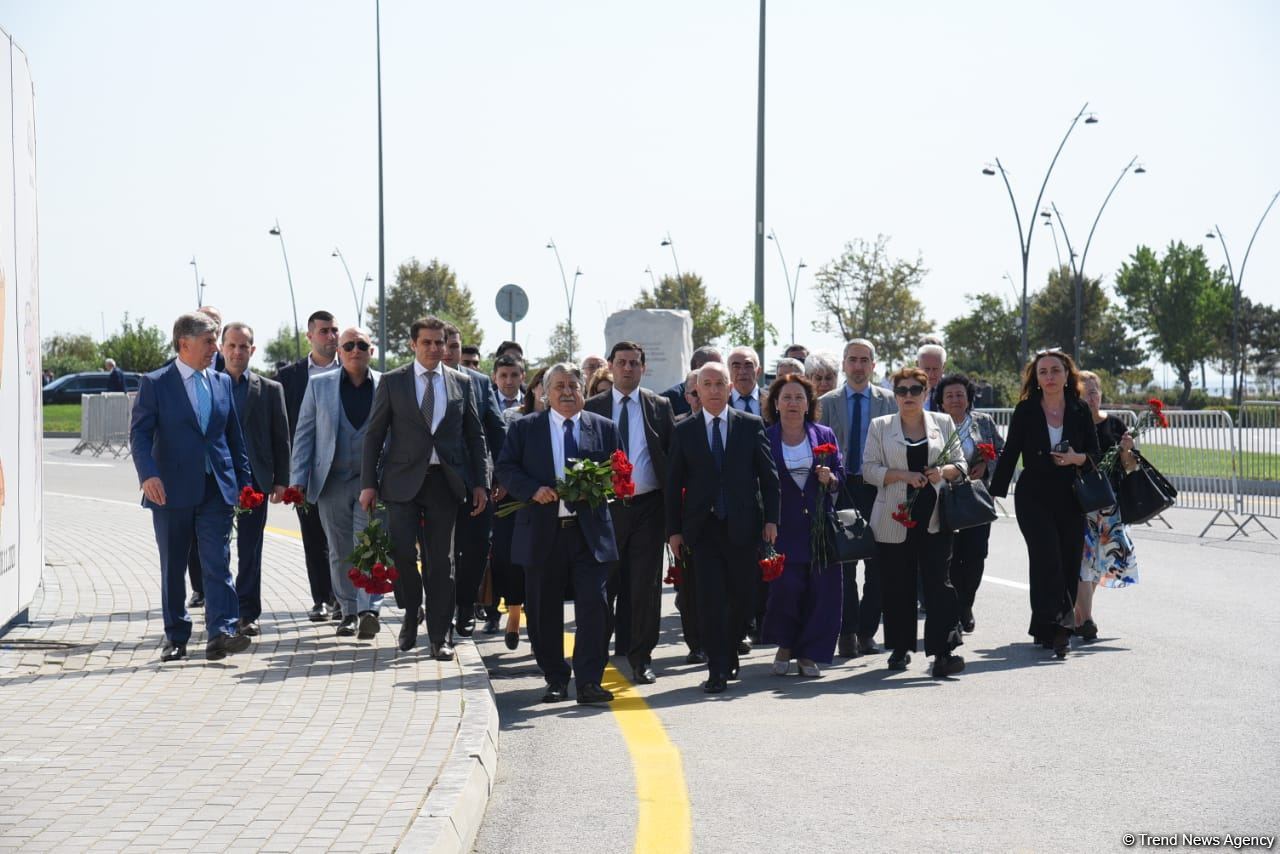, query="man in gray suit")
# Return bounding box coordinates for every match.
[360,315,490,659]
[220,322,290,637]
[292,327,385,640]
[818,338,897,658]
